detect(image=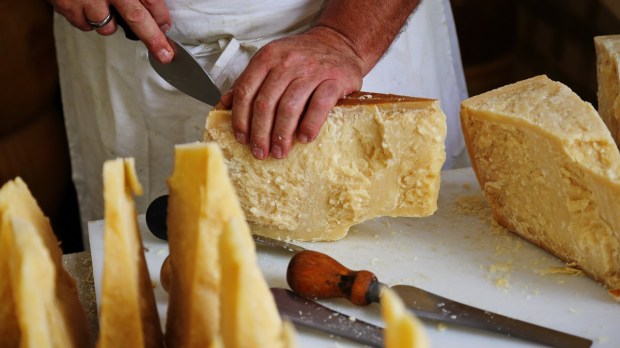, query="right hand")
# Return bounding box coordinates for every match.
[50,0,174,63]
